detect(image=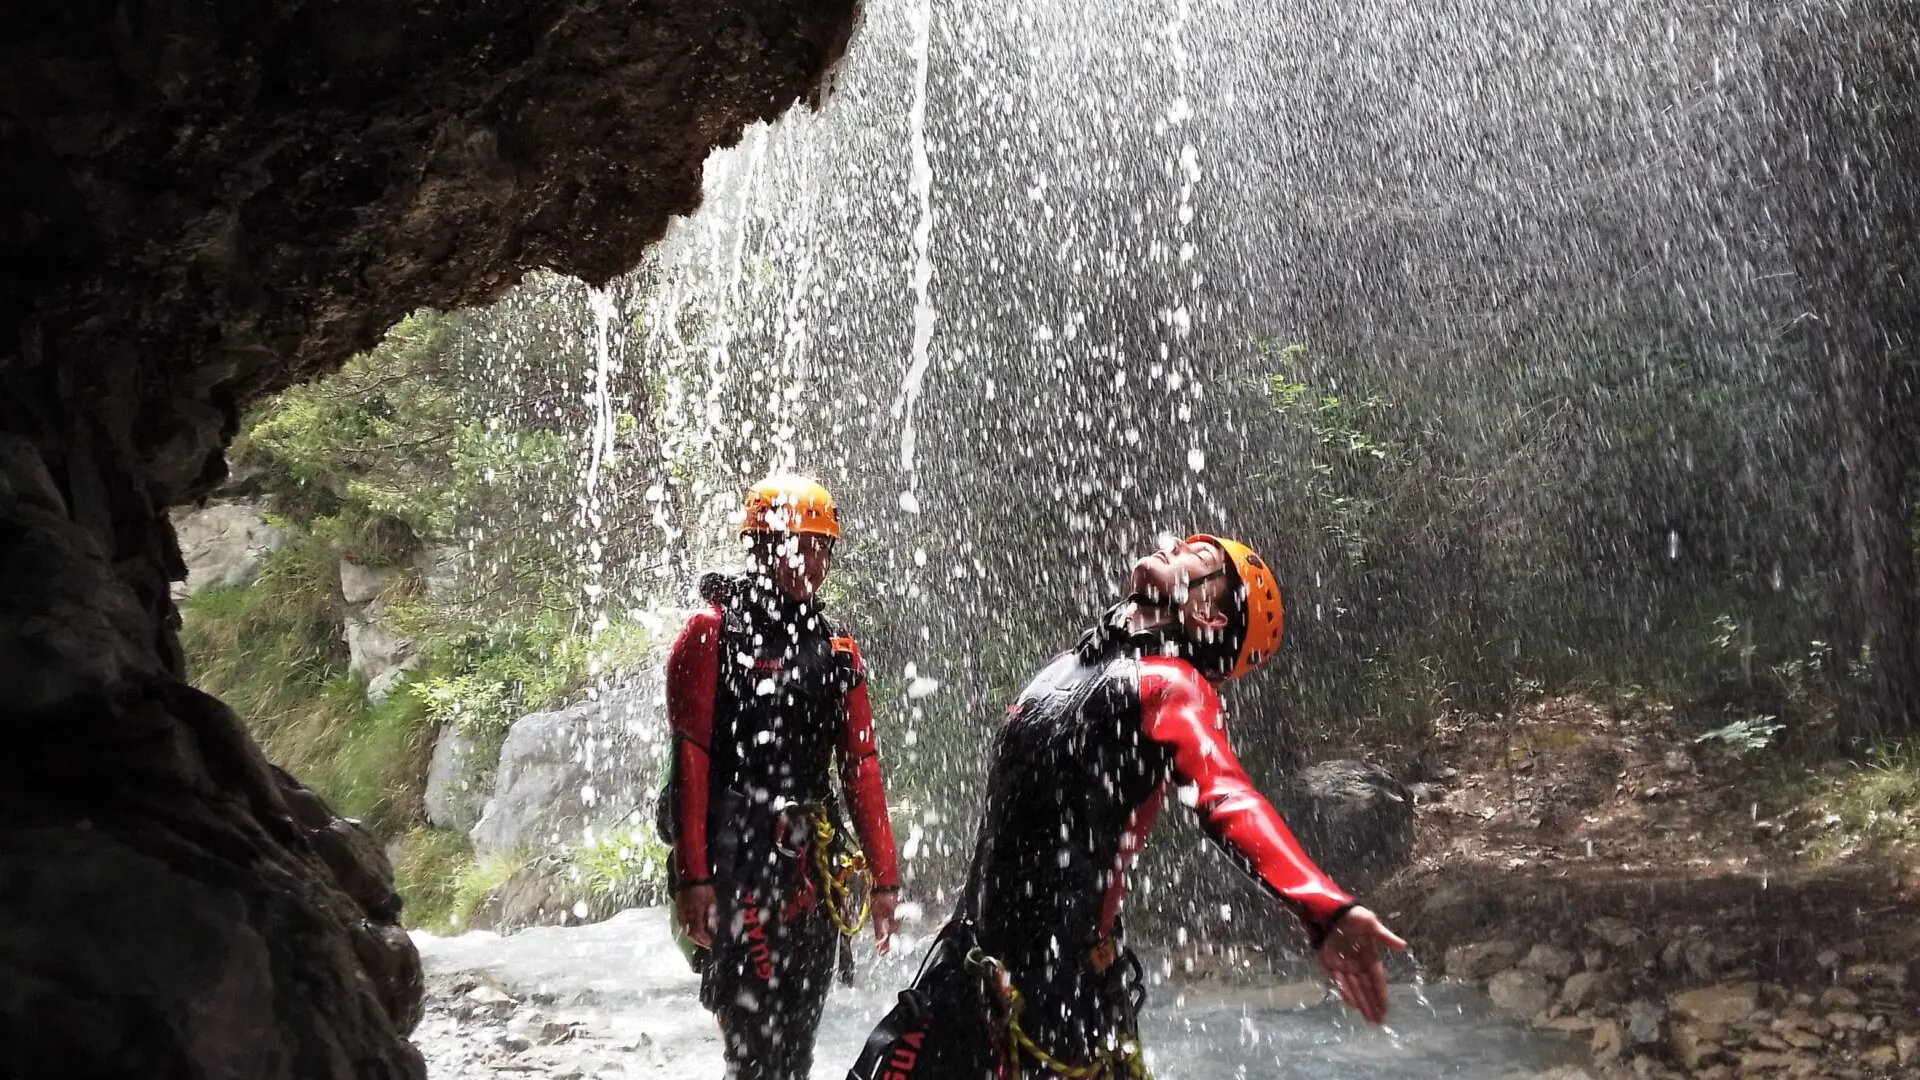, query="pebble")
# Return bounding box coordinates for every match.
[1782,1029,1825,1051]
[1818,986,1862,1010]
[1591,1019,1626,1062]
[1859,1044,1898,1071]
[1626,1000,1666,1045]
[1560,970,1616,1012]
[1827,1011,1870,1032]
[1843,962,1906,988]
[1669,982,1759,1026]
